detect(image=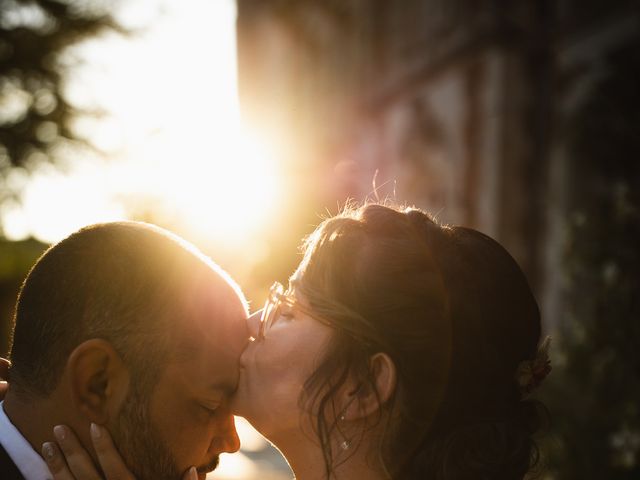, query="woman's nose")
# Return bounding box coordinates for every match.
[247,309,262,340]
